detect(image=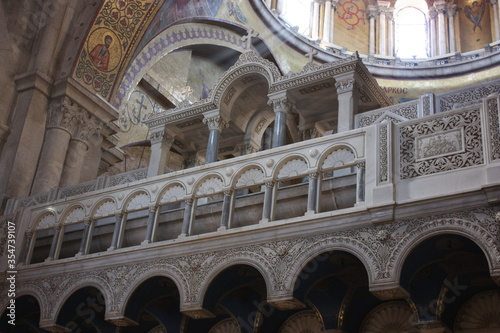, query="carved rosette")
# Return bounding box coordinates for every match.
[203,115,229,131]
